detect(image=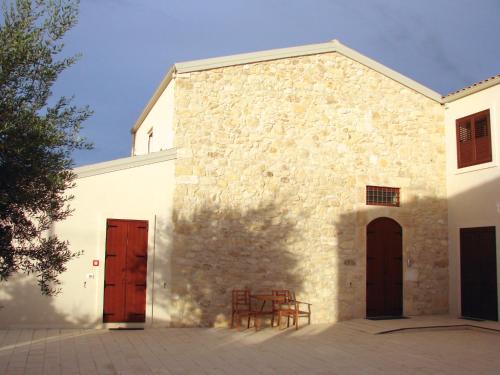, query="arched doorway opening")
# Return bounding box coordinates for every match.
[366,217,403,318]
